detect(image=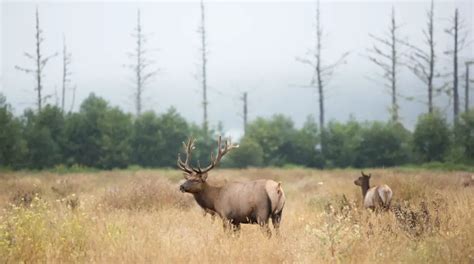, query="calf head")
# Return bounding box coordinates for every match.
[354,171,371,188]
